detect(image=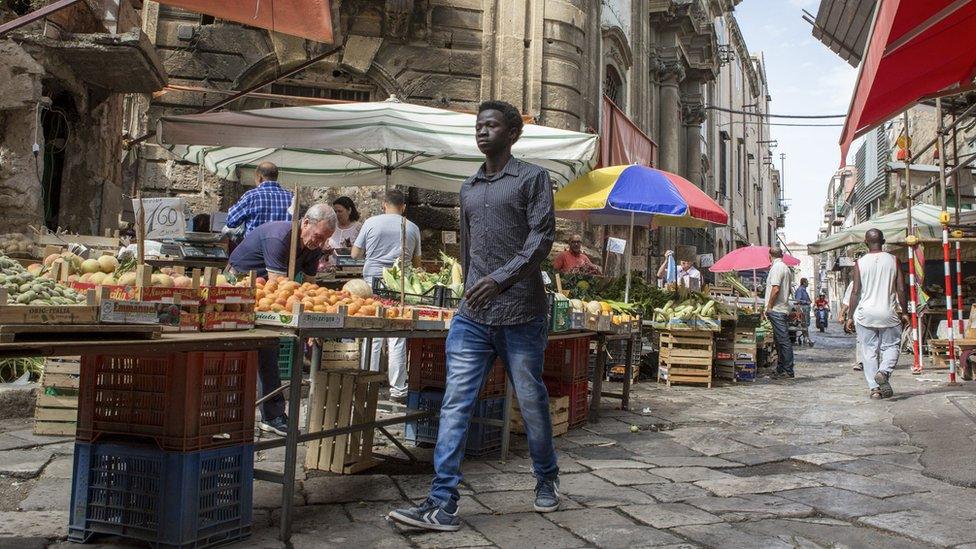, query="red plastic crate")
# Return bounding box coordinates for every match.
[76,351,257,451]
[543,336,591,383]
[406,339,506,398]
[543,378,588,428]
